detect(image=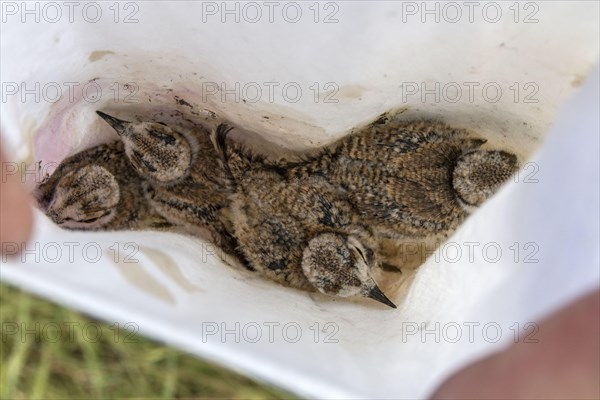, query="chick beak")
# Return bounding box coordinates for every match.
[96,111,129,134]
[367,285,397,309]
